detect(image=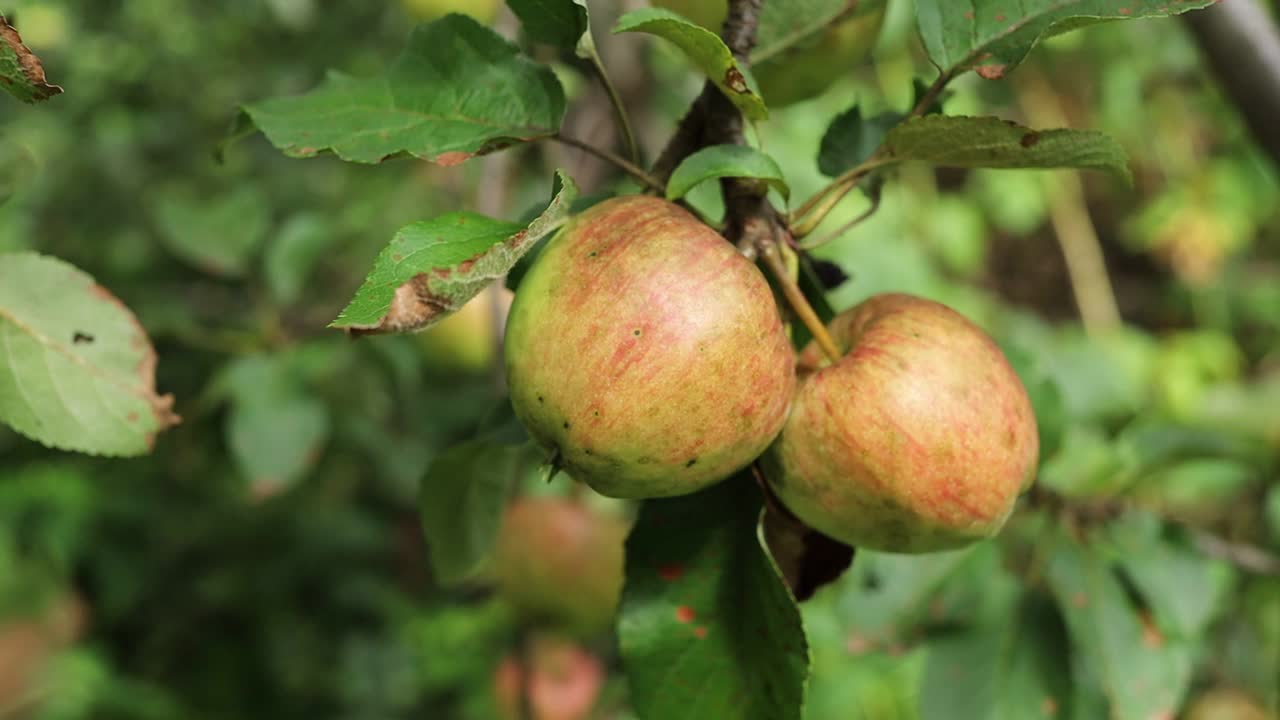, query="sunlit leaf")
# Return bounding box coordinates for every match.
[614,8,767,122]
[667,144,789,203]
[0,253,178,456]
